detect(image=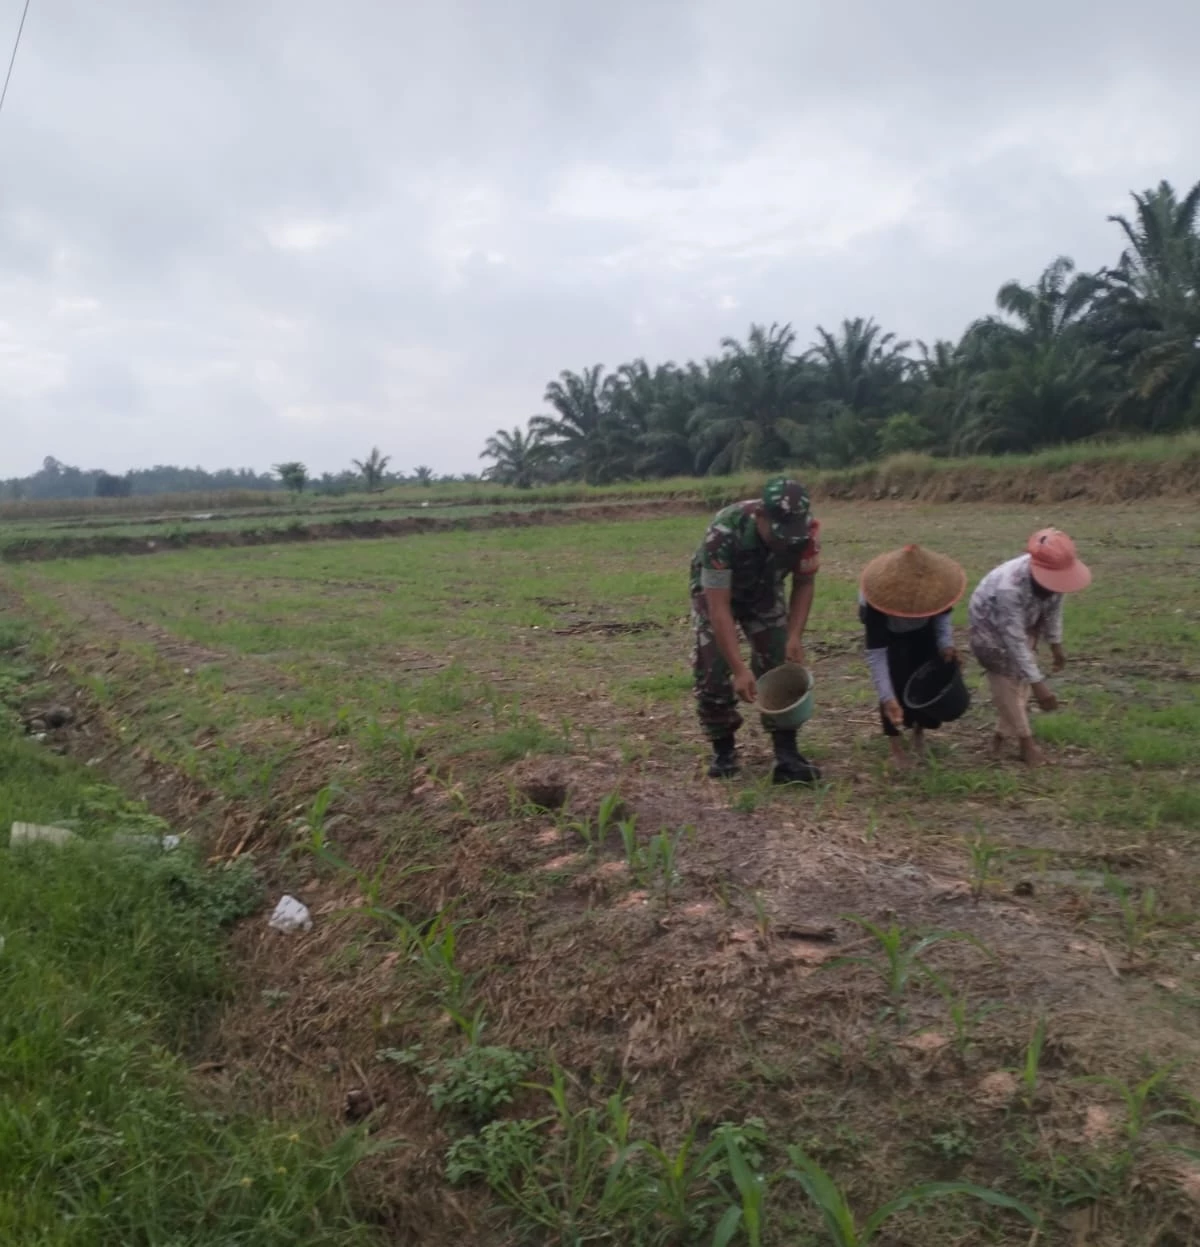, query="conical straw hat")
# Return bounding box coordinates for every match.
[860,544,966,619]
